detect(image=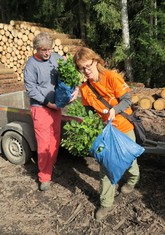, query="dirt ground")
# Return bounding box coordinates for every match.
[0,148,165,235]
